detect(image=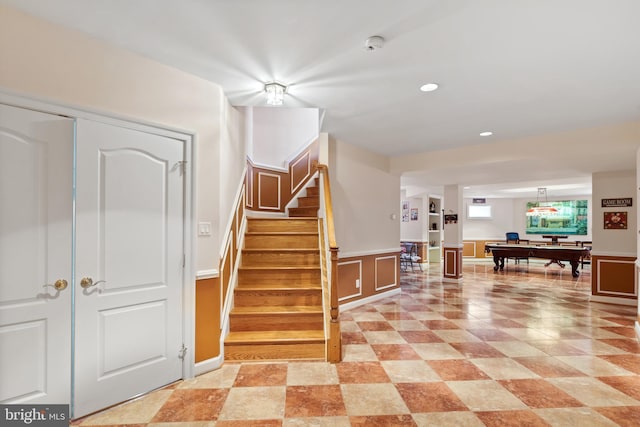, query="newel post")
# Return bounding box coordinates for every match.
[328,247,341,362]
